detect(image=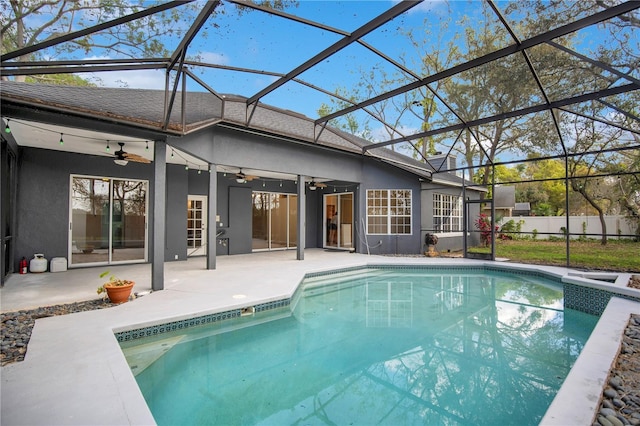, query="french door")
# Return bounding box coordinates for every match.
[69,175,148,266]
[187,195,207,256]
